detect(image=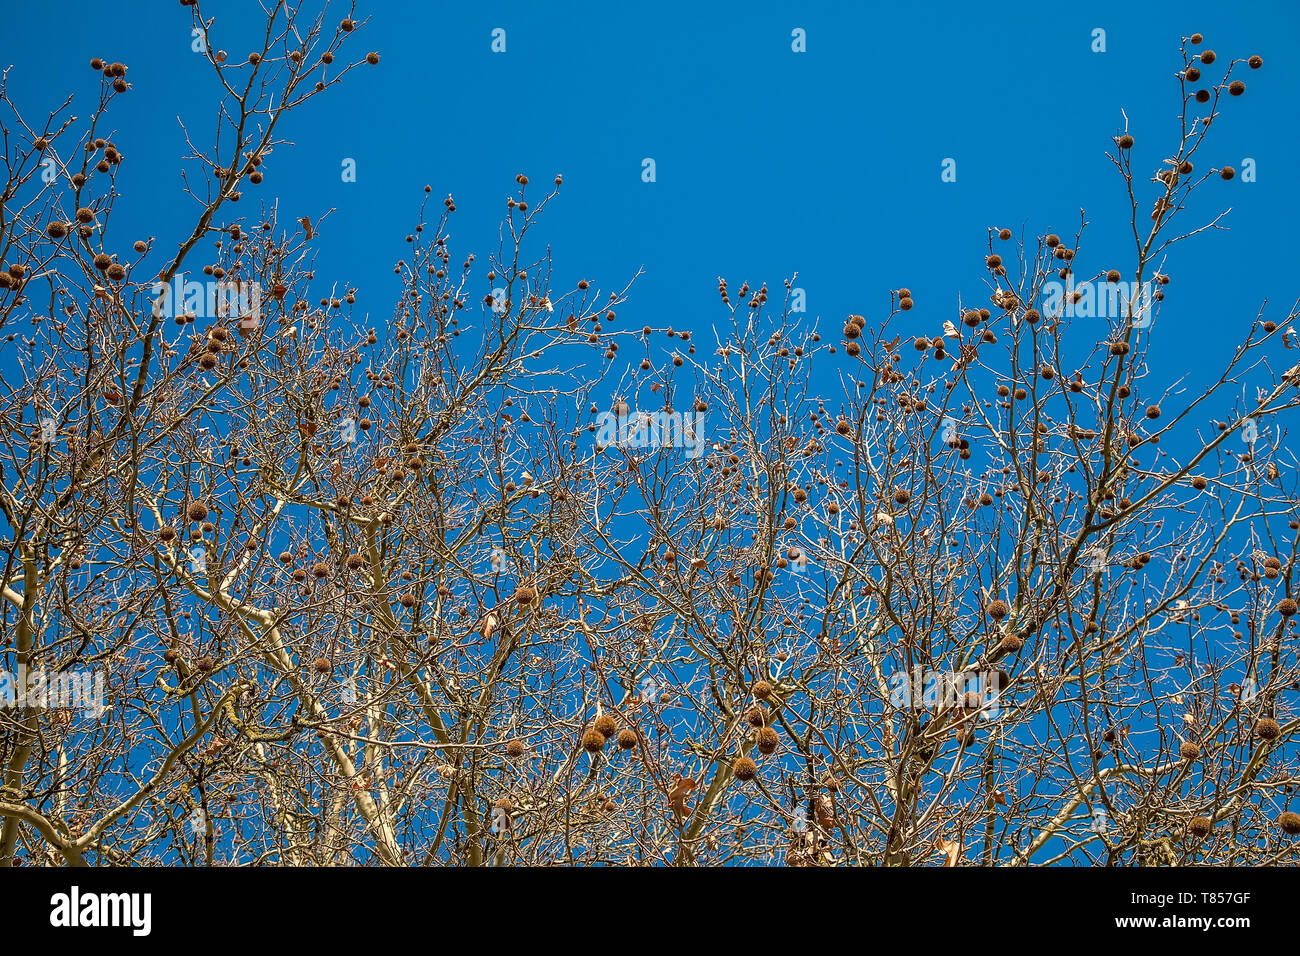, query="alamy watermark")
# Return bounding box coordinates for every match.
[151,273,262,327]
[1,665,106,718]
[1040,276,1159,327]
[888,666,1006,719]
[594,407,705,458]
